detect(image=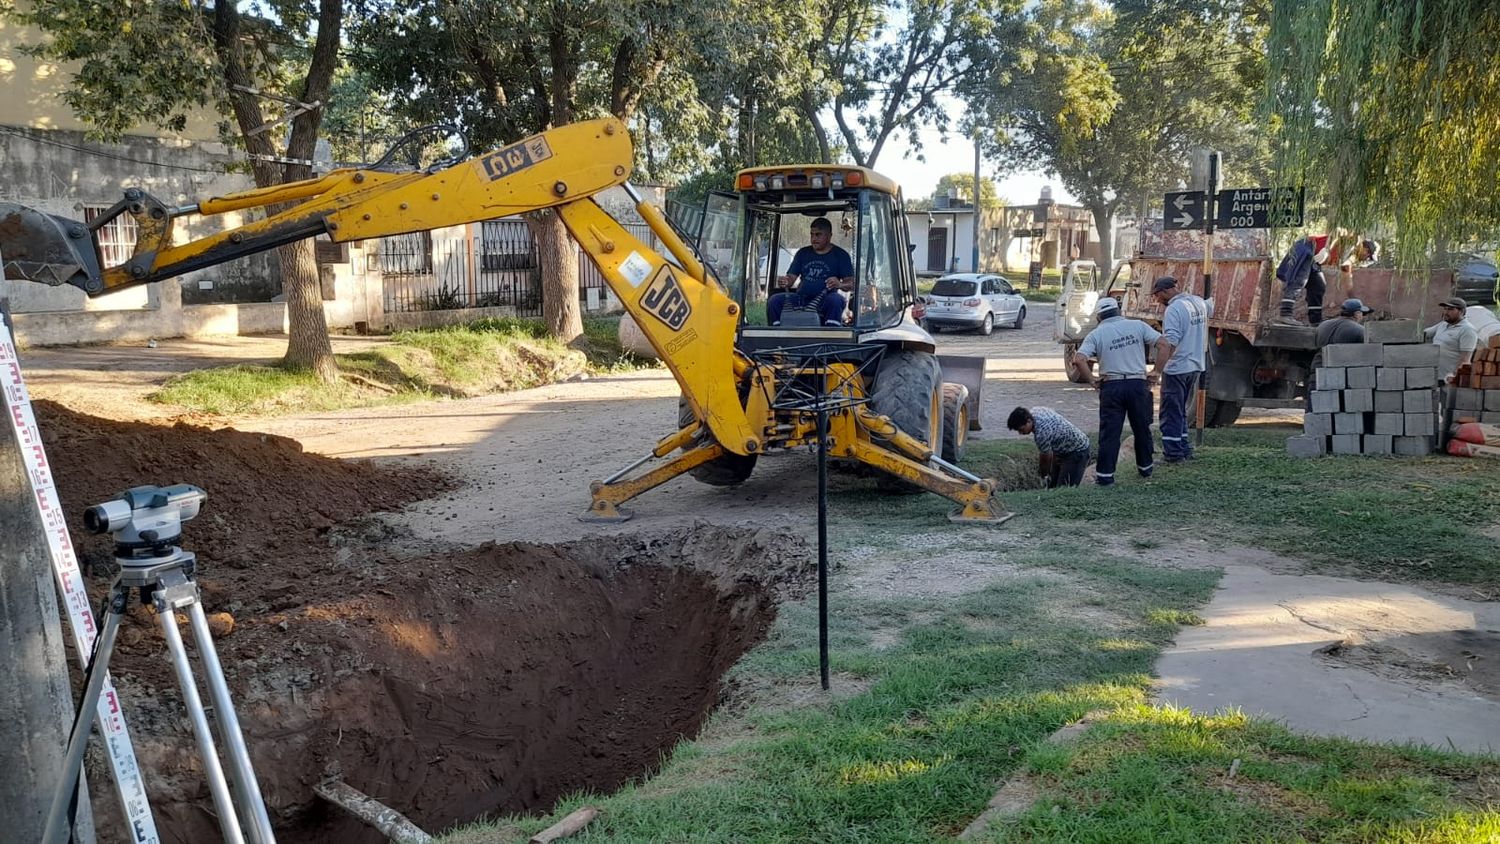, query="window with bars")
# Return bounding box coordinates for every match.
[82,205,141,267]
